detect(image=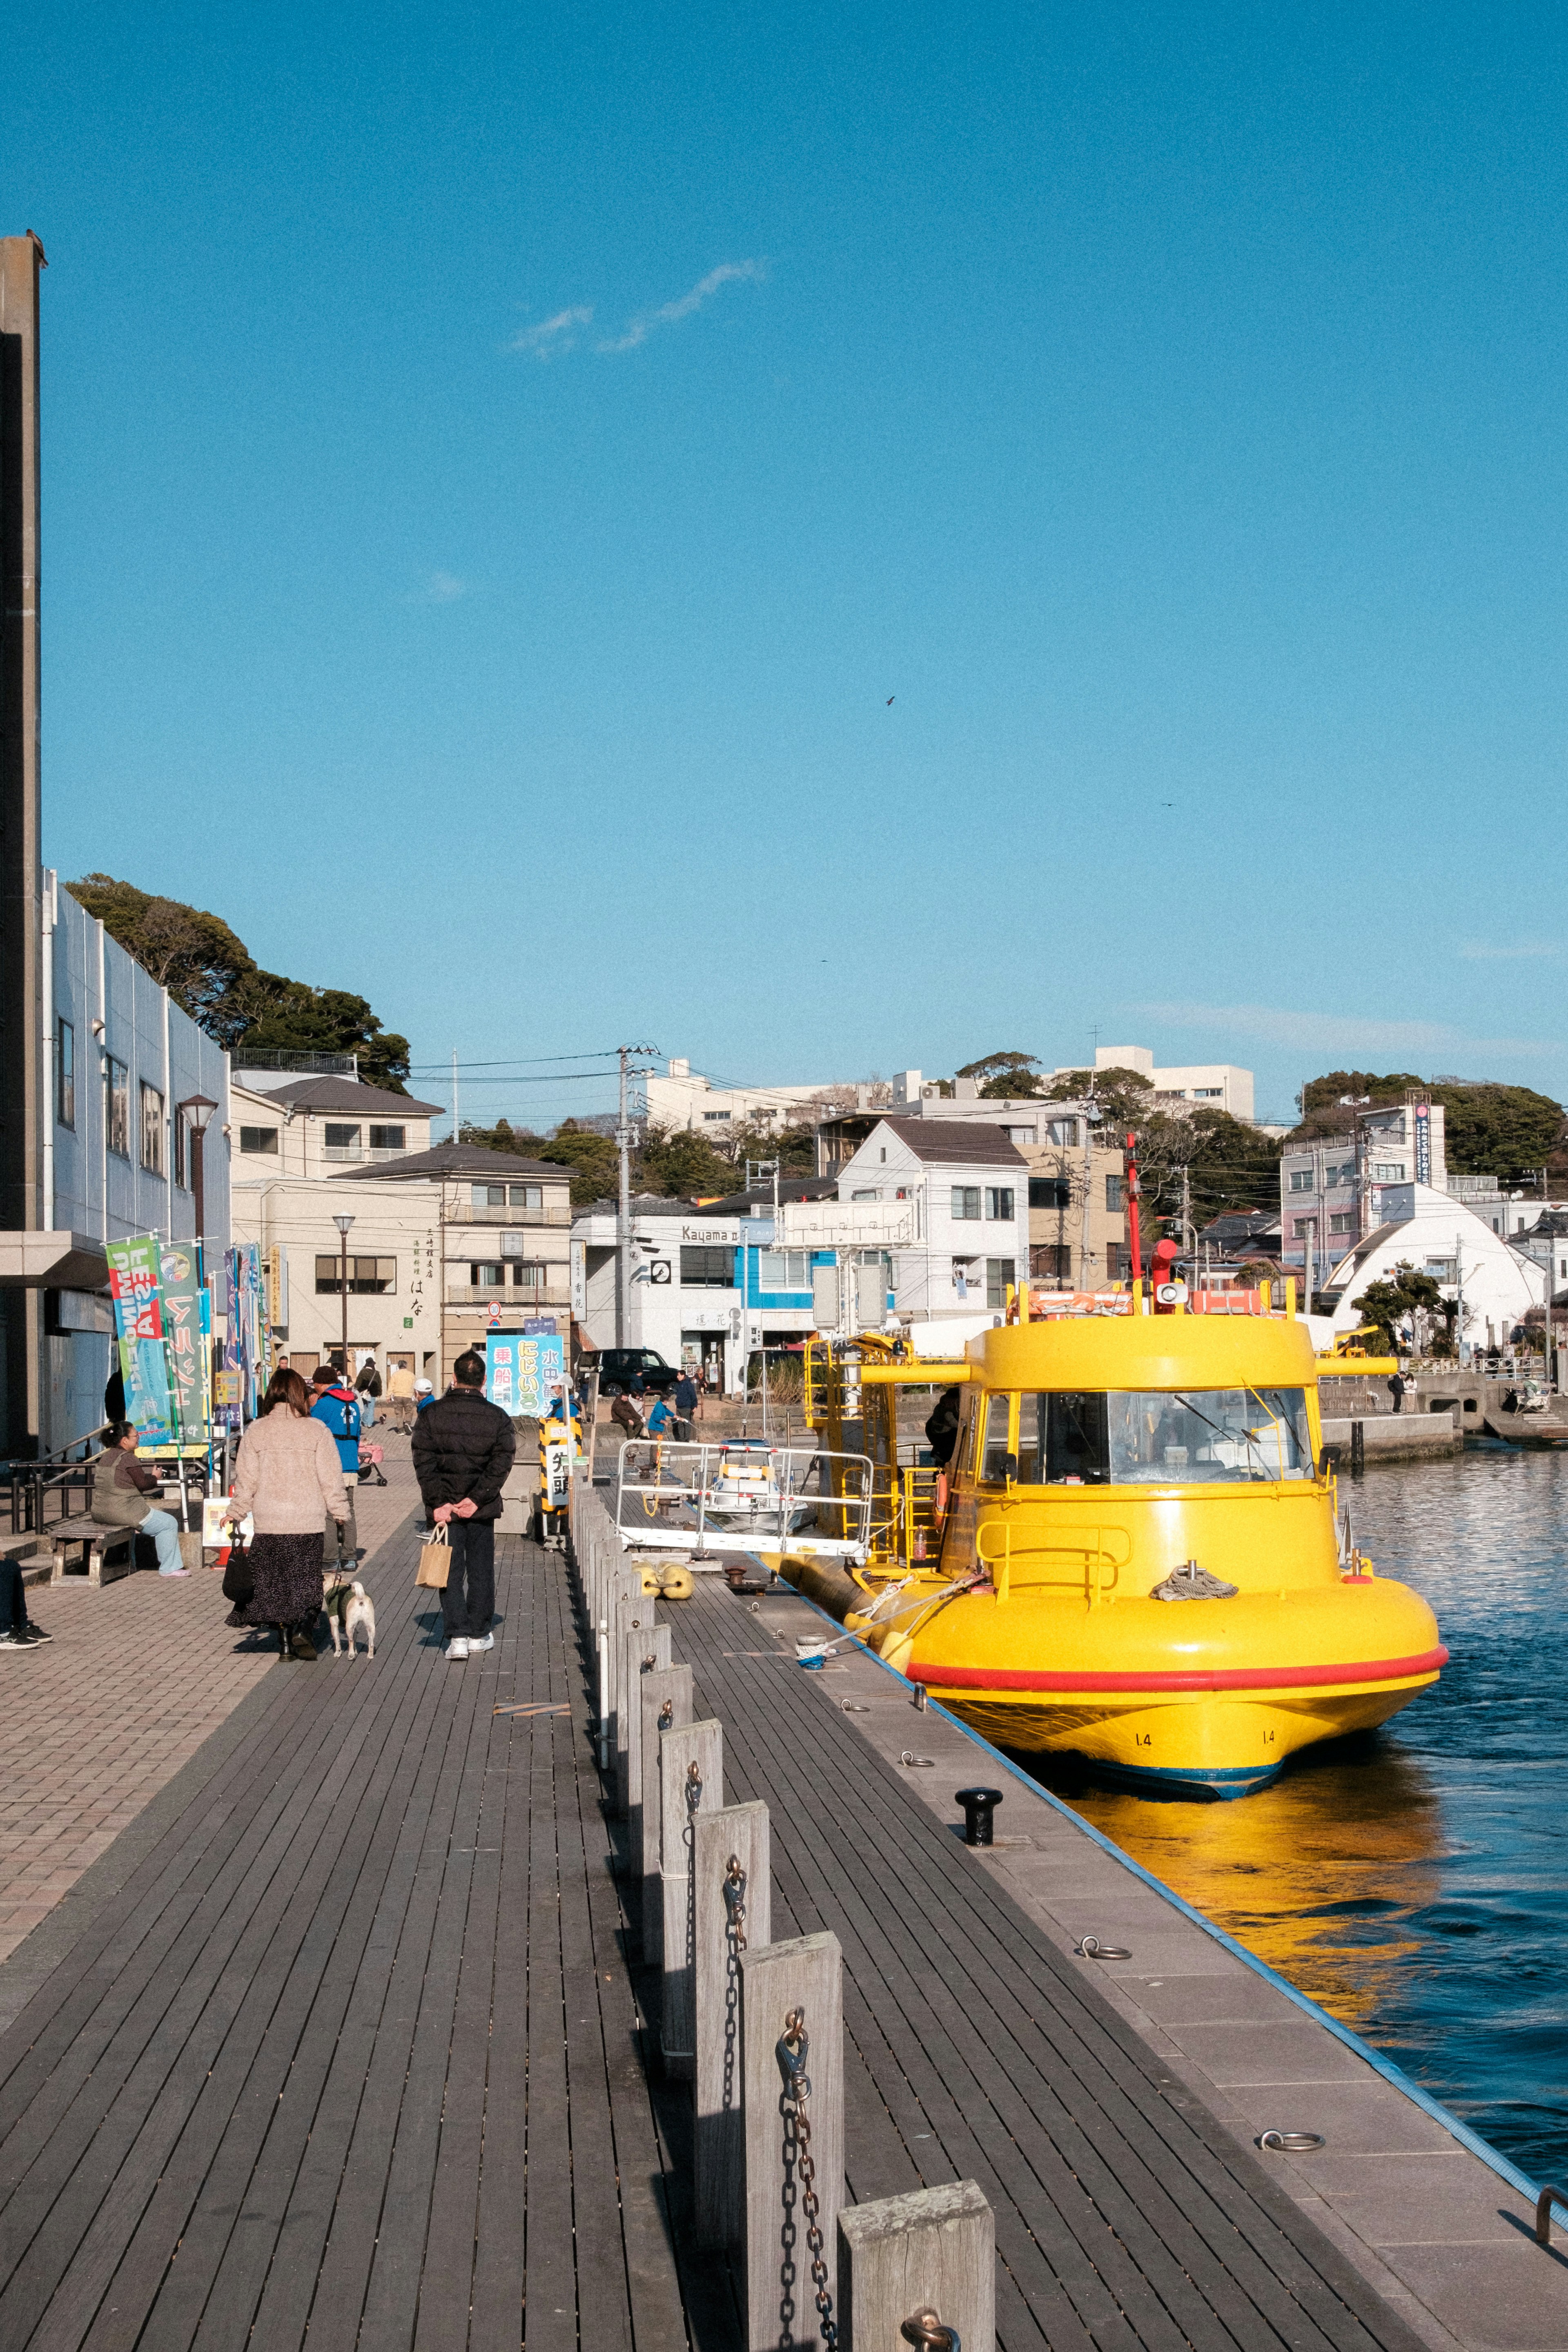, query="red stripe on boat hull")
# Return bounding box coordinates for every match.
[906,1646,1449,1695]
